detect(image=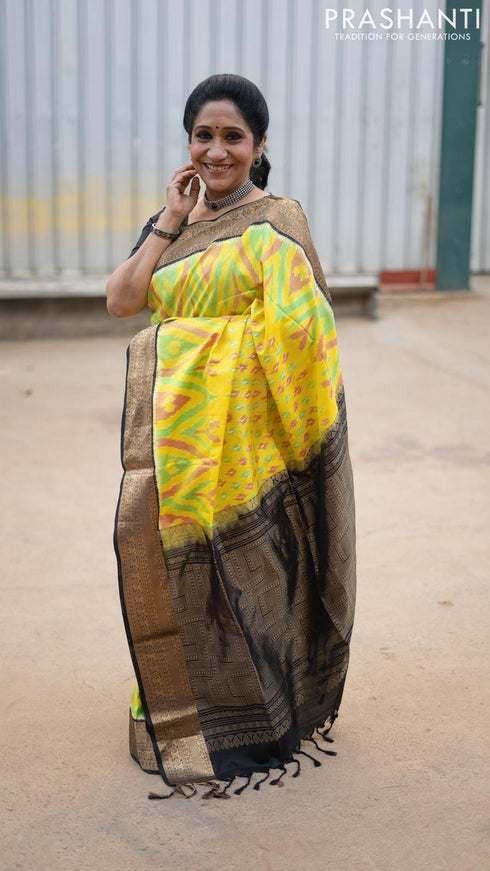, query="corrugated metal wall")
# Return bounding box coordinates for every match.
[0,0,457,277]
[472,1,490,271]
